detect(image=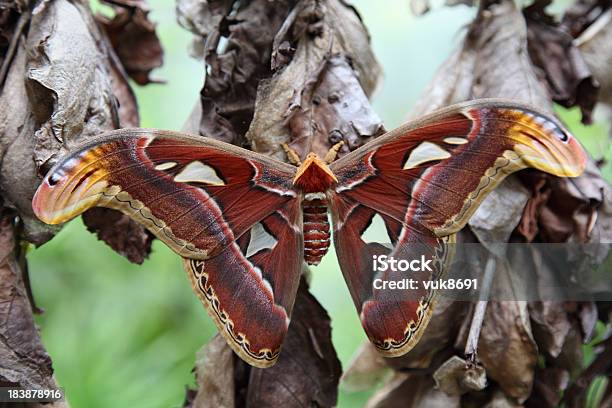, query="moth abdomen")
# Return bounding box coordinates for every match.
[302,194,331,265]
